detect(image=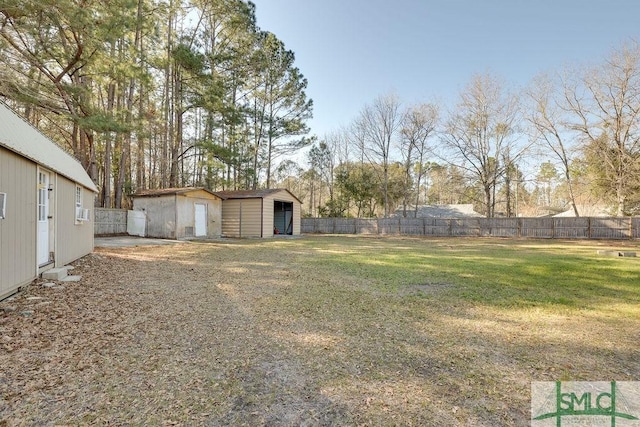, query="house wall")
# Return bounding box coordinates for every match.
[220,198,263,238]
[175,190,222,239]
[132,195,177,238]
[0,147,37,299]
[265,190,301,237]
[55,175,94,266]
[0,147,94,299]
